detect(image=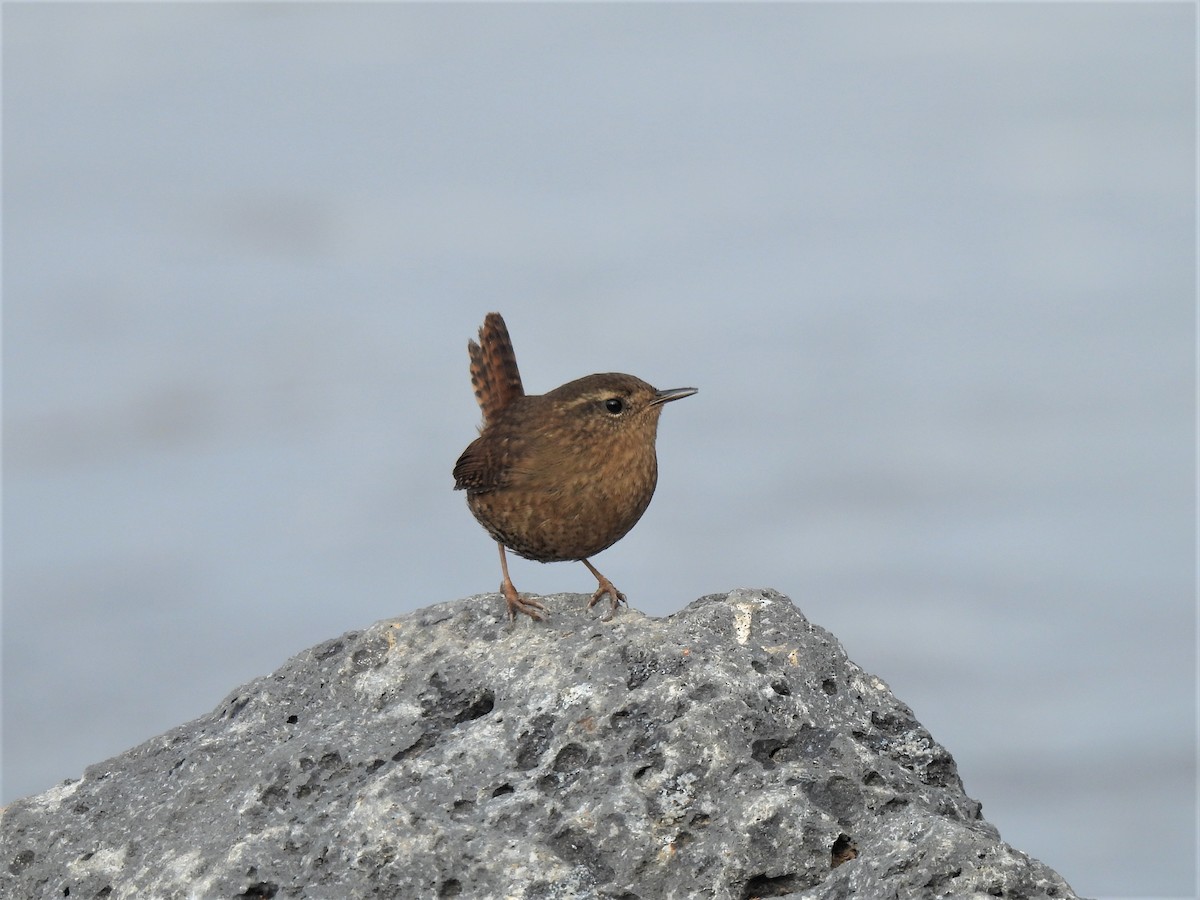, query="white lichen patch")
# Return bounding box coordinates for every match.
[129,848,210,898]
[727,588,775,606]
[557,682,594,708]
[732,604,755,644]
[726,588,775,644]
[28,776,81,810]
[656,771,699,824]
[850,671,891,697]
[67,844,126,877]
